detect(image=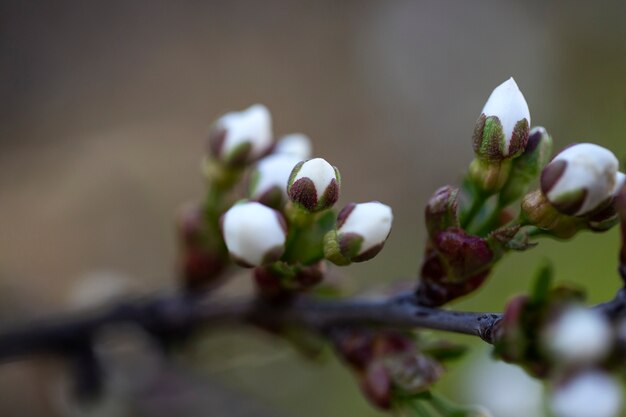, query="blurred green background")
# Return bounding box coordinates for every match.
[1,1,626,416]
